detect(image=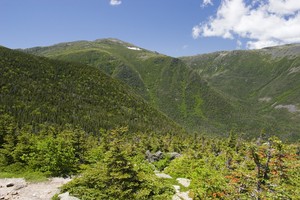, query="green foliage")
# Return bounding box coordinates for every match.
[152,154,172,171]
[22,39,238,137]
[165,135,300,199]
[24,39,300,140]
[0,113,299,199]
[25,132,77,176]
[182,47,300,140]
[0,120,96,176]
[0,166,48,182]
[61,128,174,200]
[0,46,184,136]
[0,41,299,199]
[51,194,60,200]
